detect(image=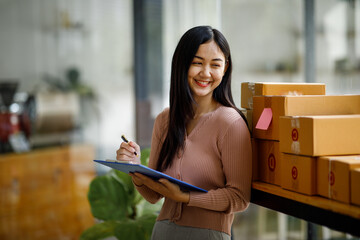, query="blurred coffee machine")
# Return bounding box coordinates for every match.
[0,81,29,153]
[0,80,80,153]
[26,91,80,148]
